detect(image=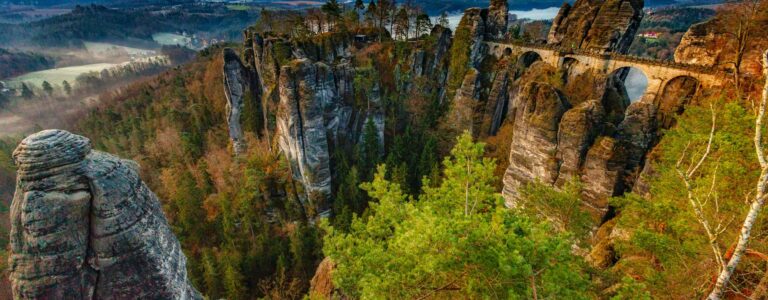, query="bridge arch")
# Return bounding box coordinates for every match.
[503,47,513,57]
[560,57,582,82]
[656,75,700,128]
[513,51,543,79]
[610,66,648,103]
[517,51,542,68]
